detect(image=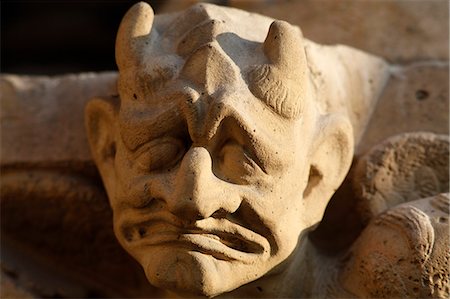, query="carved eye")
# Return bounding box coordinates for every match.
[217,141,259,184]
[135,138,185,172]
